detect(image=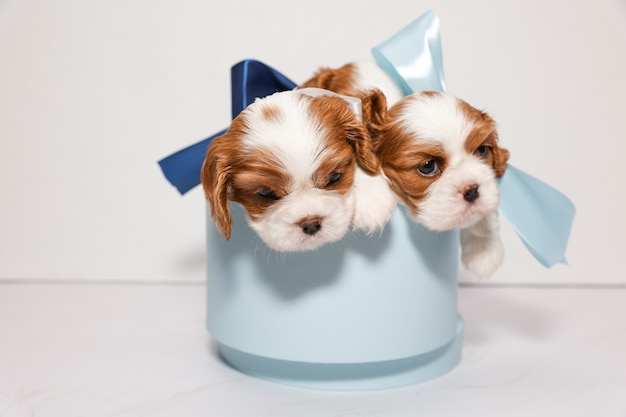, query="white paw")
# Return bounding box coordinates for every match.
[460,213,504,278]
[351,167,397,234]
[461,236,504,278]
